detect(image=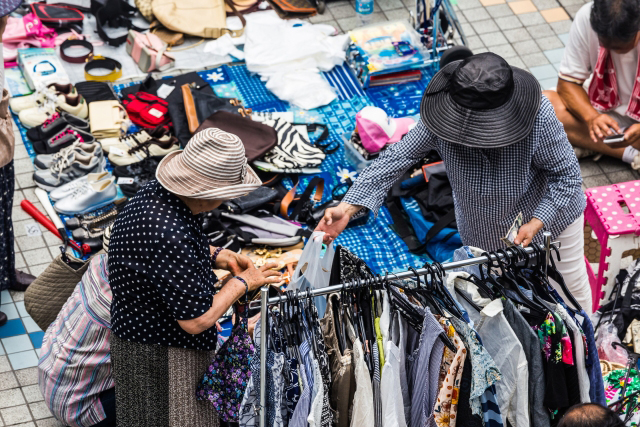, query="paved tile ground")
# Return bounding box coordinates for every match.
[0,0,637,424]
